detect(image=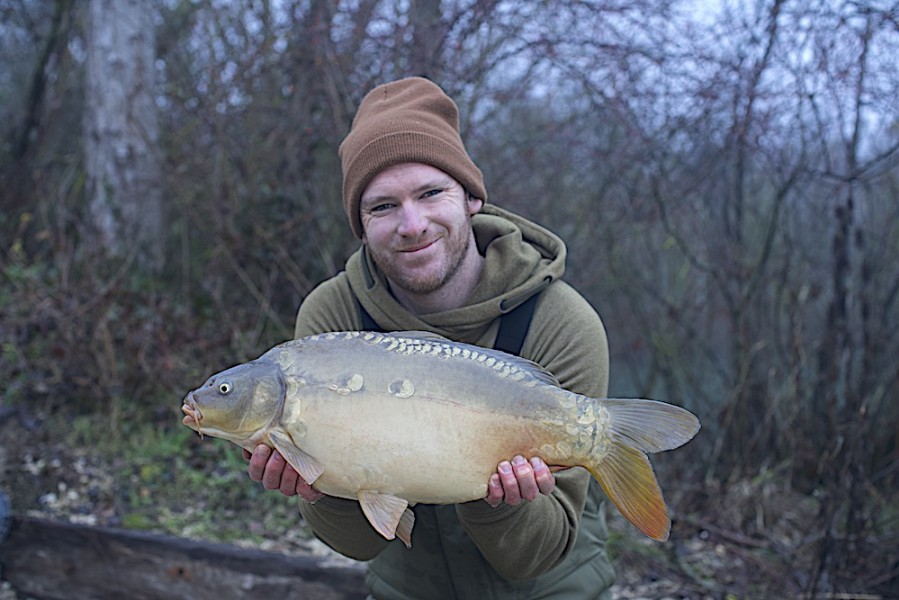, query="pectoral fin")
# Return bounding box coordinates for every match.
[269,429,324,485]
[358,491,415,548]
